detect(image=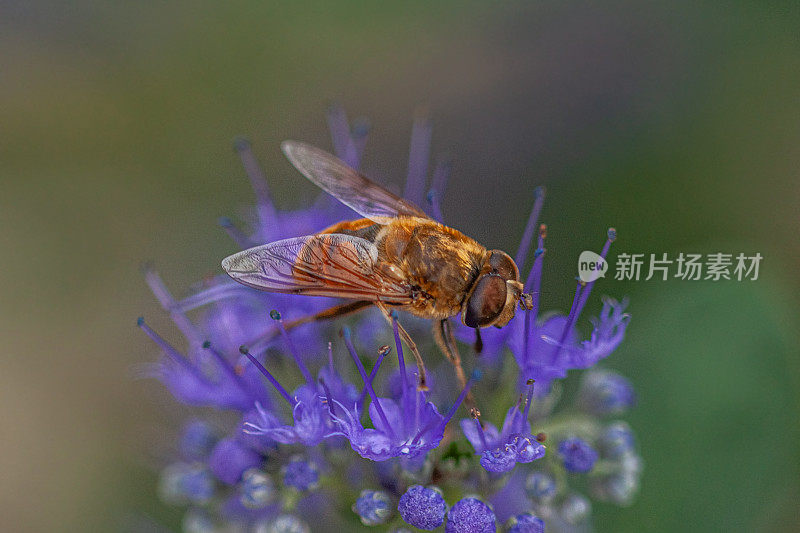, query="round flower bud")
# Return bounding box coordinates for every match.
[203,300,267,355]
[254,514,310,533]
[597,421,637,459]
[507,513,545,533]
[182,508,215,533]
[591,470,640,506]
[619,451,643,475]
[208,438,262,485]
[398,485,447,530]
[282,457,320,491]
[524,471,557,503]
[445,497,496,533]
[558,437,599,473]
[239,468,275,509]
[353,489,393,526]
[578,370,635,415]
[158,462,215,505]
[560,492,591,525]
[179,420,217,461]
